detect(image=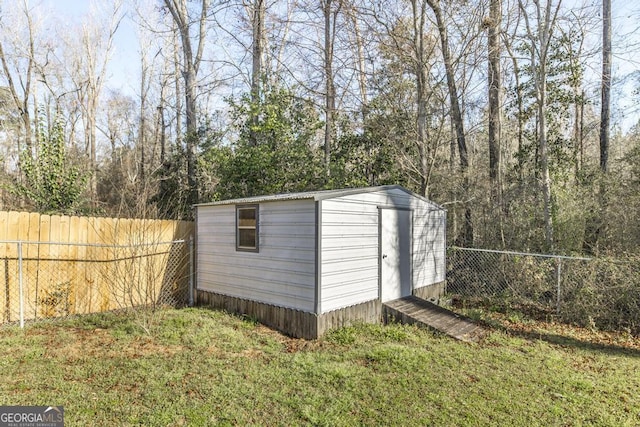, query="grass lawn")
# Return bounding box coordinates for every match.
[1,307,639,426]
